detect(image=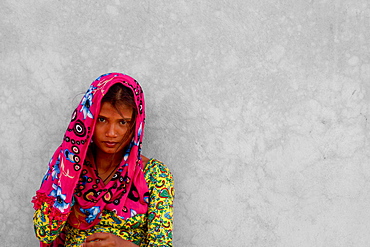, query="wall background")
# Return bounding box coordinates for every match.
[1,0,370,246]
